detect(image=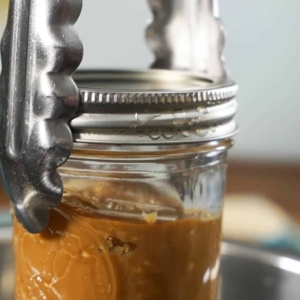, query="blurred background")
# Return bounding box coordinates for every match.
[0,0,300,252]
